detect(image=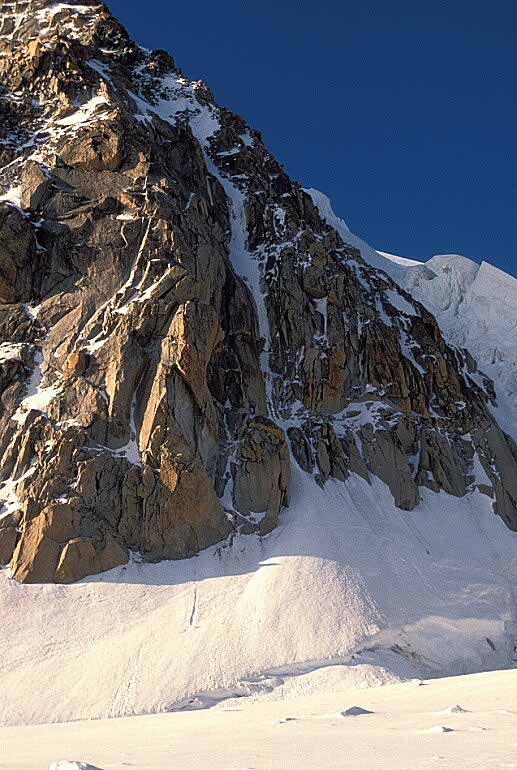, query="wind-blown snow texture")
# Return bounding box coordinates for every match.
[0,1,516,729]
[8,669,515,770]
